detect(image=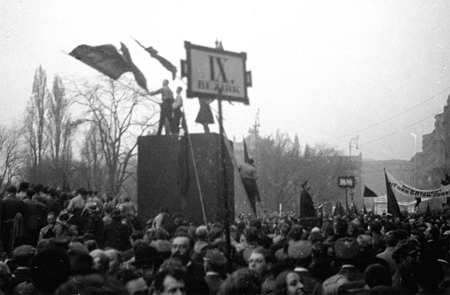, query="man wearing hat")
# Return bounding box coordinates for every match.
[1,186,25,253]
[8,245,35,292]
[102,209,131,251]
[203,249,227,295]
[322,237,364,295]
[84,203,104,245]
